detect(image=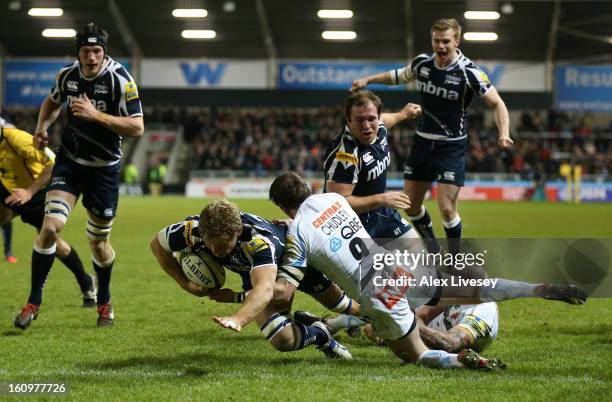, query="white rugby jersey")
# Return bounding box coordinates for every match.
[280,193,374,301]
